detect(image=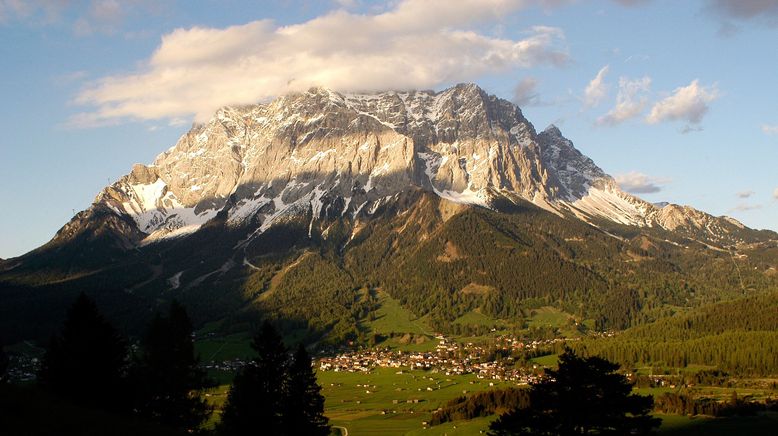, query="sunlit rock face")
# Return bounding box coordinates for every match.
[55,83,754,248]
